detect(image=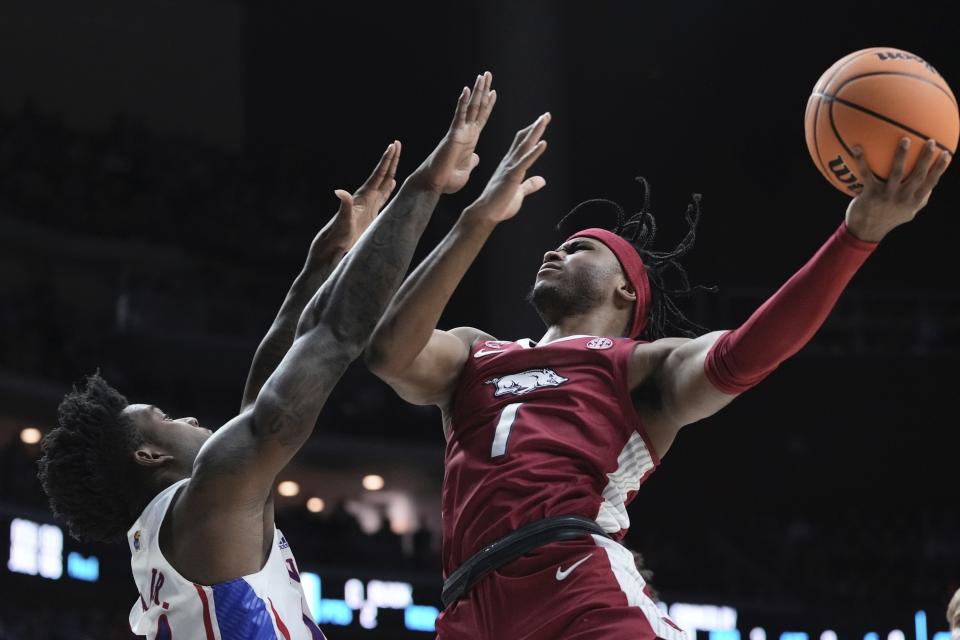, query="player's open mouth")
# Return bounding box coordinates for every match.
[538,263,561,274]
